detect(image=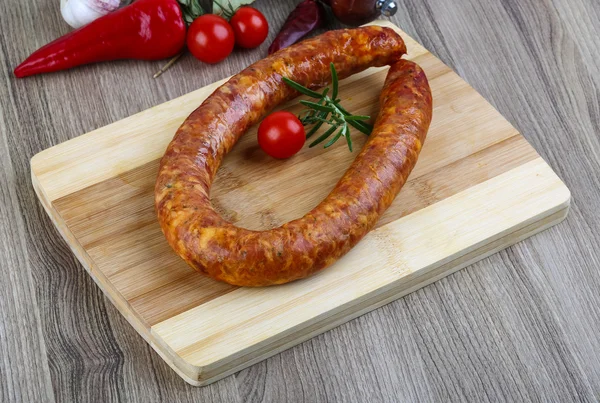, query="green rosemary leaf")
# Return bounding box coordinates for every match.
[306,120,325,139]
[300,100,335,112]
[330,63,339,100]
[344,114,370,121]
[332,101,350,115]
[283,77,322,98]
[345,125,353,151]
[300,100,329,125]
[334,103,373,133]
[334,102,371,126]
[324,125,345,148]
[309,125,338,147]
[347,120,372,135]
[312,116,337,125]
